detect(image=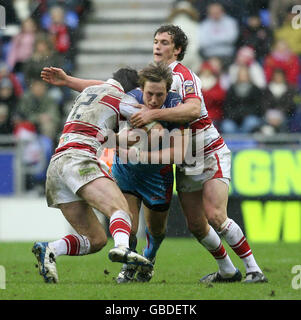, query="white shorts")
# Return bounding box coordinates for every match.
[46,152,113,208]
[176,145,231,193]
